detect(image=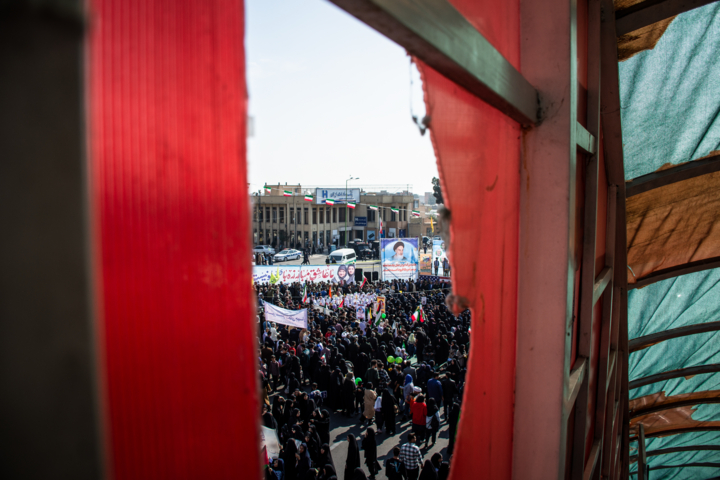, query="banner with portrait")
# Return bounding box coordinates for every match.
[431,239,449,277]
[380,238,419,280]
[419,251,432,276]
[253,265,357,285]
